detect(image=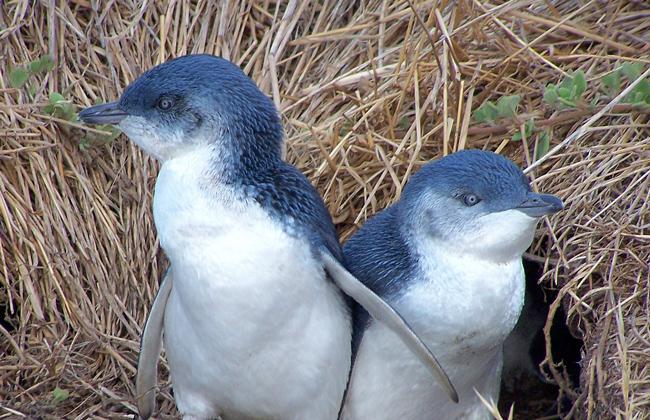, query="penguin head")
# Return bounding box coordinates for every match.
[79,55,283,162]
[399,150,563,262]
